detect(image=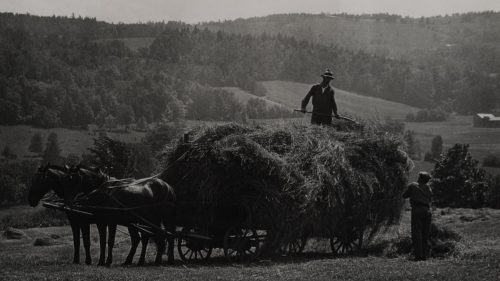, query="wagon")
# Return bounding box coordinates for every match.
[42,200,270,263]
[172,201,269,263]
